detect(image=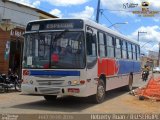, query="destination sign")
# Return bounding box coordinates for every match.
[31,24,40,31]
[46,23,74,29]
[26,19,83,31]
